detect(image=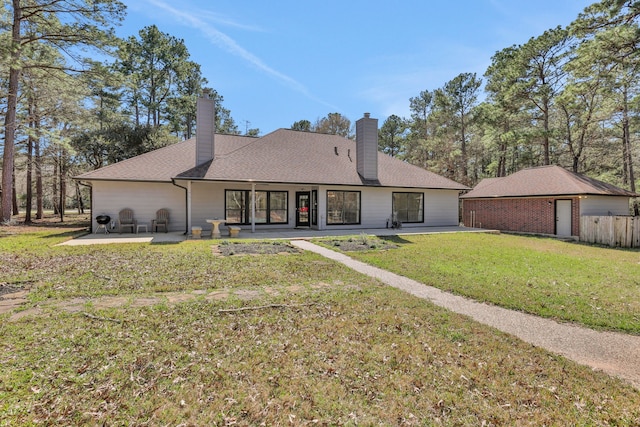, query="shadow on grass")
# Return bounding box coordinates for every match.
[376,235,413,245]
[572,240,640,253]
[39,230,89,239]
